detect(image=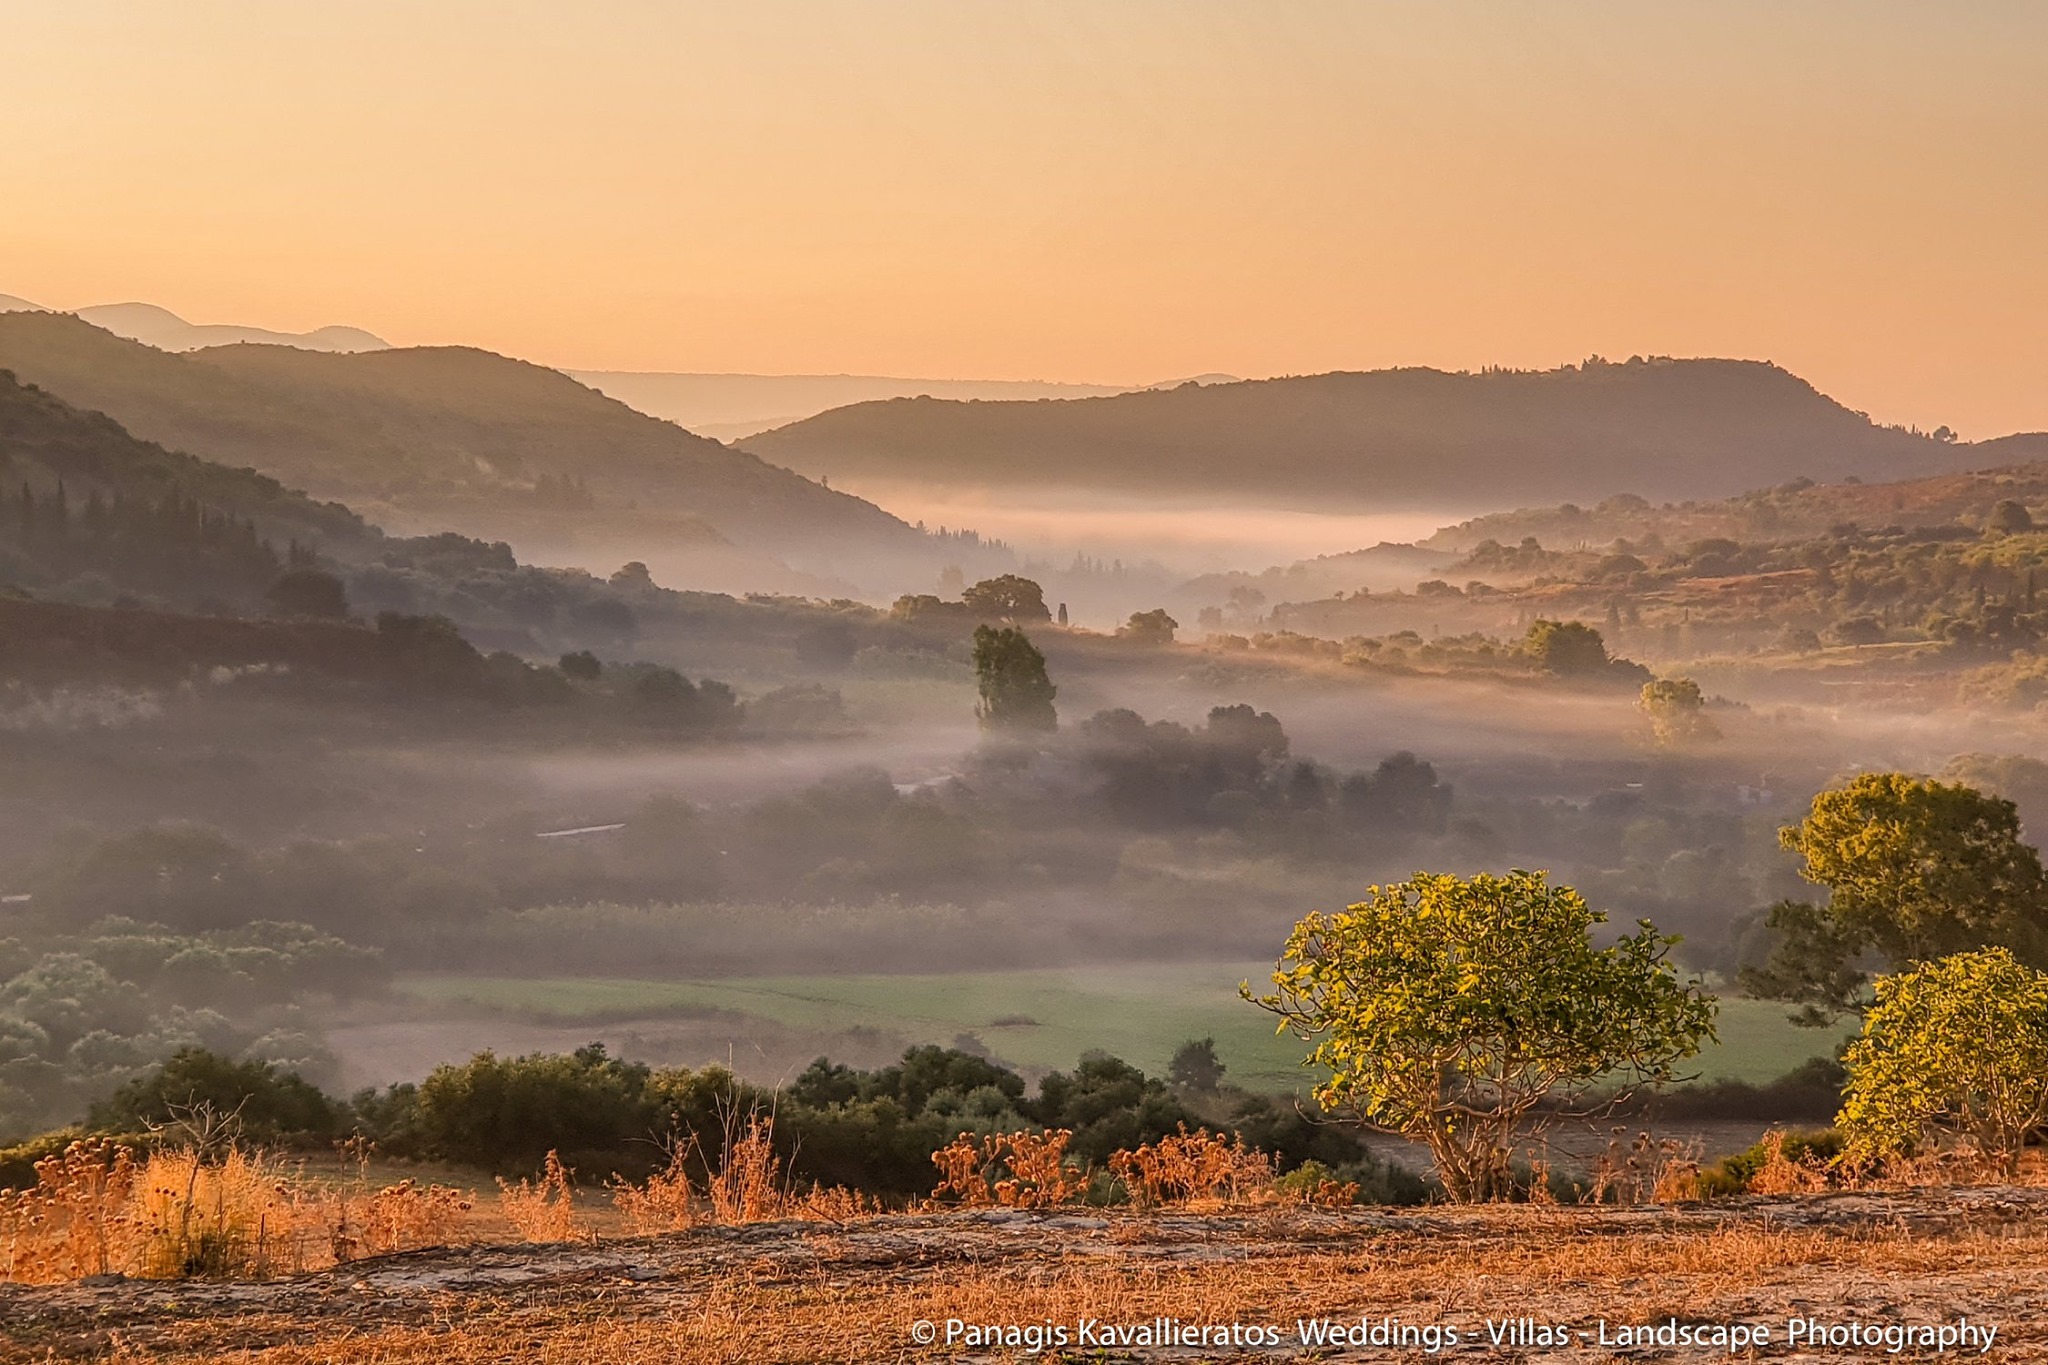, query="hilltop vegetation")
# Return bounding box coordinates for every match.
[744,357,1977,509]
